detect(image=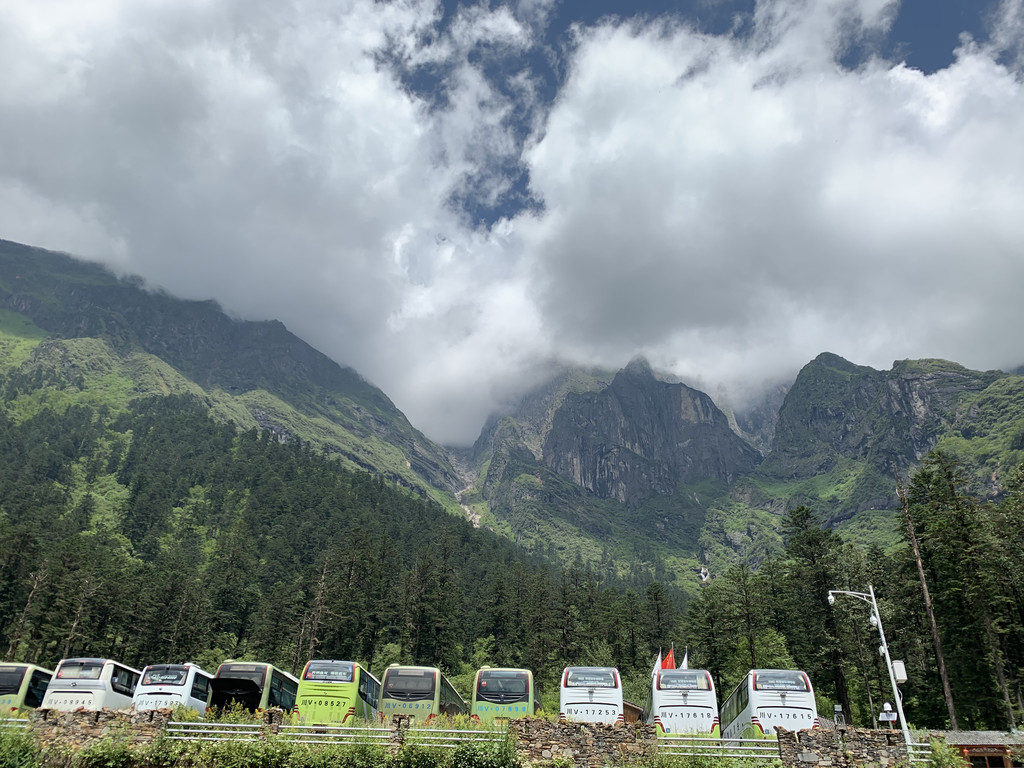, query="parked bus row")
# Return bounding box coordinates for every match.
[2,658,819,738]
[1,658,532,725]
